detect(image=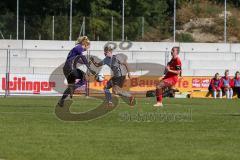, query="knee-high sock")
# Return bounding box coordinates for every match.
[156,89,163,103]
[61,84,78,100]
[213,91,217,99]
[229,89,233,99]
[219,90,222,98]
[226,89,230,99]
[61,87,71,100]
[104,88,112,102]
